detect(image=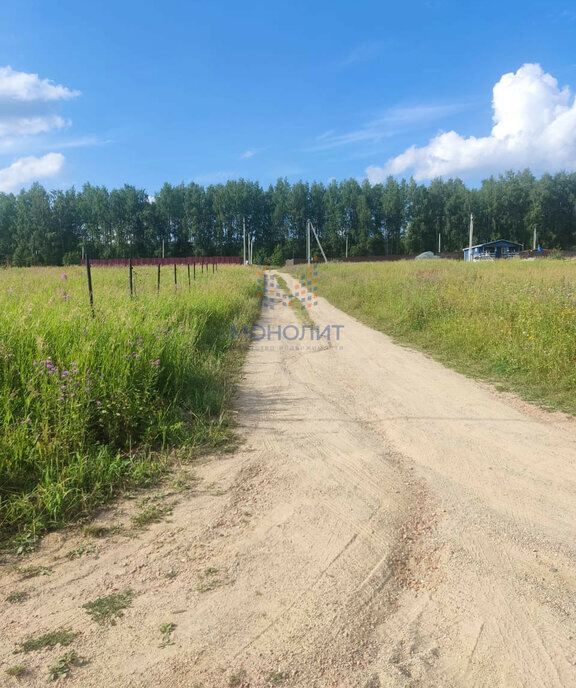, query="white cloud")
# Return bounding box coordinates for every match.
[0,66,80,102]
[0,66,80,192]
[0,153,65,193]
[241,150,255,158]
[308,103,468,152]
[0,115,68,138]
[367,63,576,182]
